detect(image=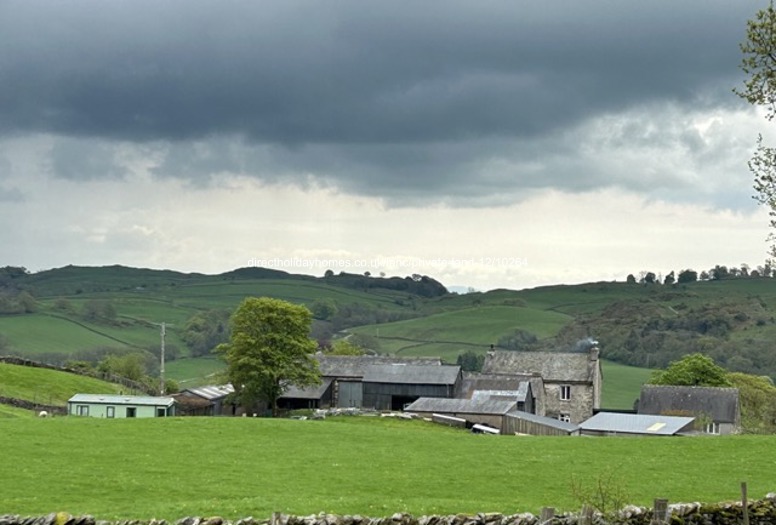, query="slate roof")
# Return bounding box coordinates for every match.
[504,411,580,433]
[362,364,461,385]
[68,394,175,407]
[316,354,442,378]
[281,377,334,399]
[481,350,597,382]
[183,384,234,401]
[638,385,740,424]
[404,397,517,415]
[579,412,695,435]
